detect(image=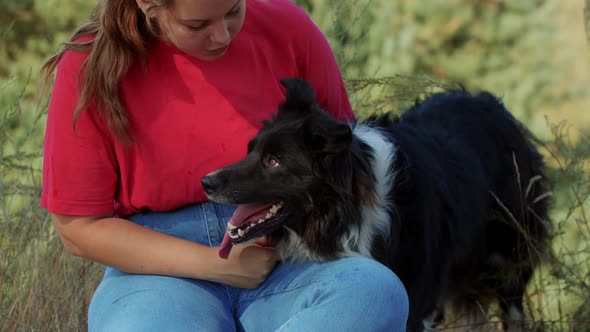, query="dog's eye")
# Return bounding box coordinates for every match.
[264,157,280,168]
